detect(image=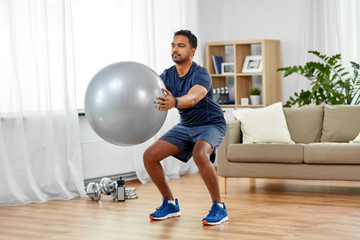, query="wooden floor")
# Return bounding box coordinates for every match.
[1,174,360,240]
